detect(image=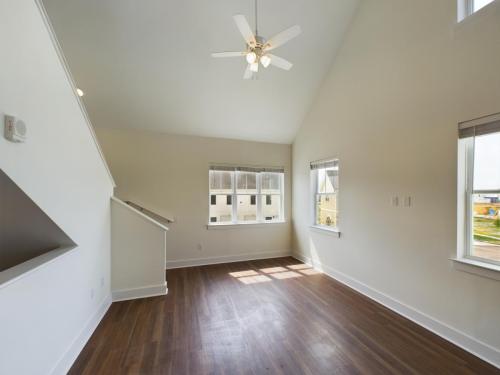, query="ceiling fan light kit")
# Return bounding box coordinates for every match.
[211,0,301,79]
